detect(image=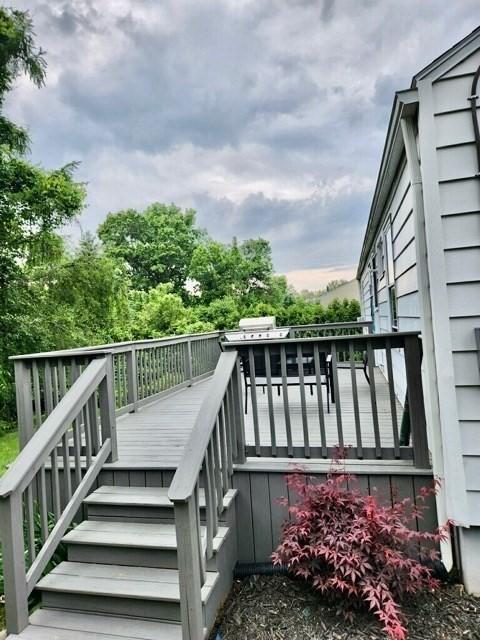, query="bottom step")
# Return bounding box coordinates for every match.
[9,609,203,639]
